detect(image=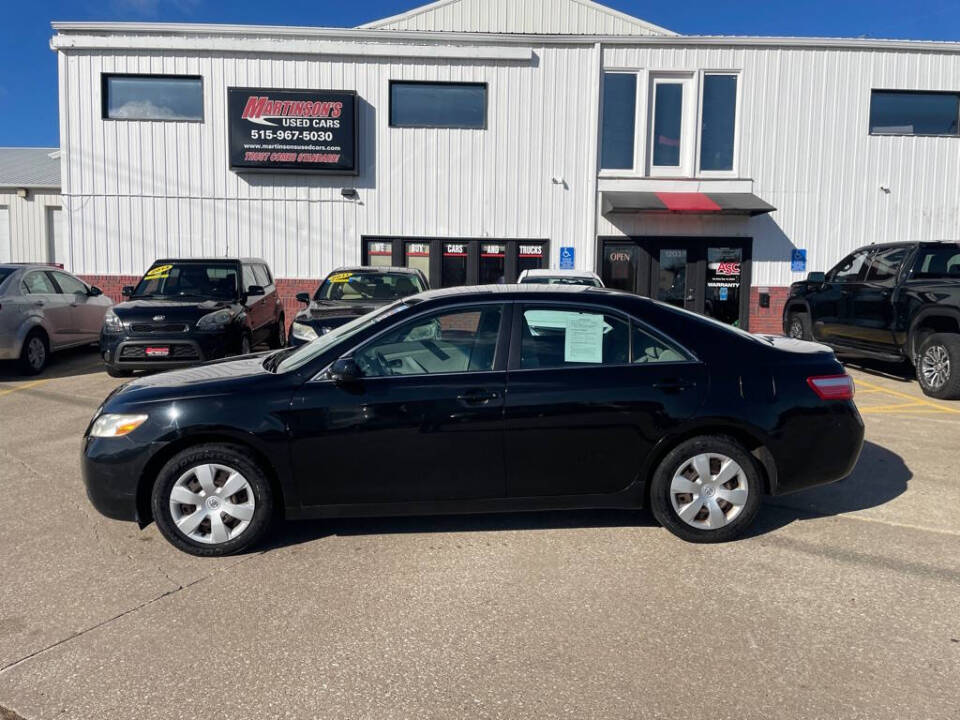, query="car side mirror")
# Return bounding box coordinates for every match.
[806,272,826,284]
[246,285,265,297]
[88,285,103,297]
[121,286,134,297]
[329,357,361,384]
[296,292,311,305]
